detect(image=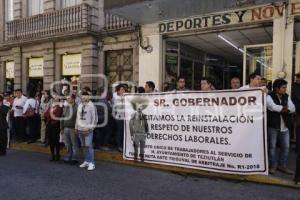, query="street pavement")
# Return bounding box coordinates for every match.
[0,150,299,200]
